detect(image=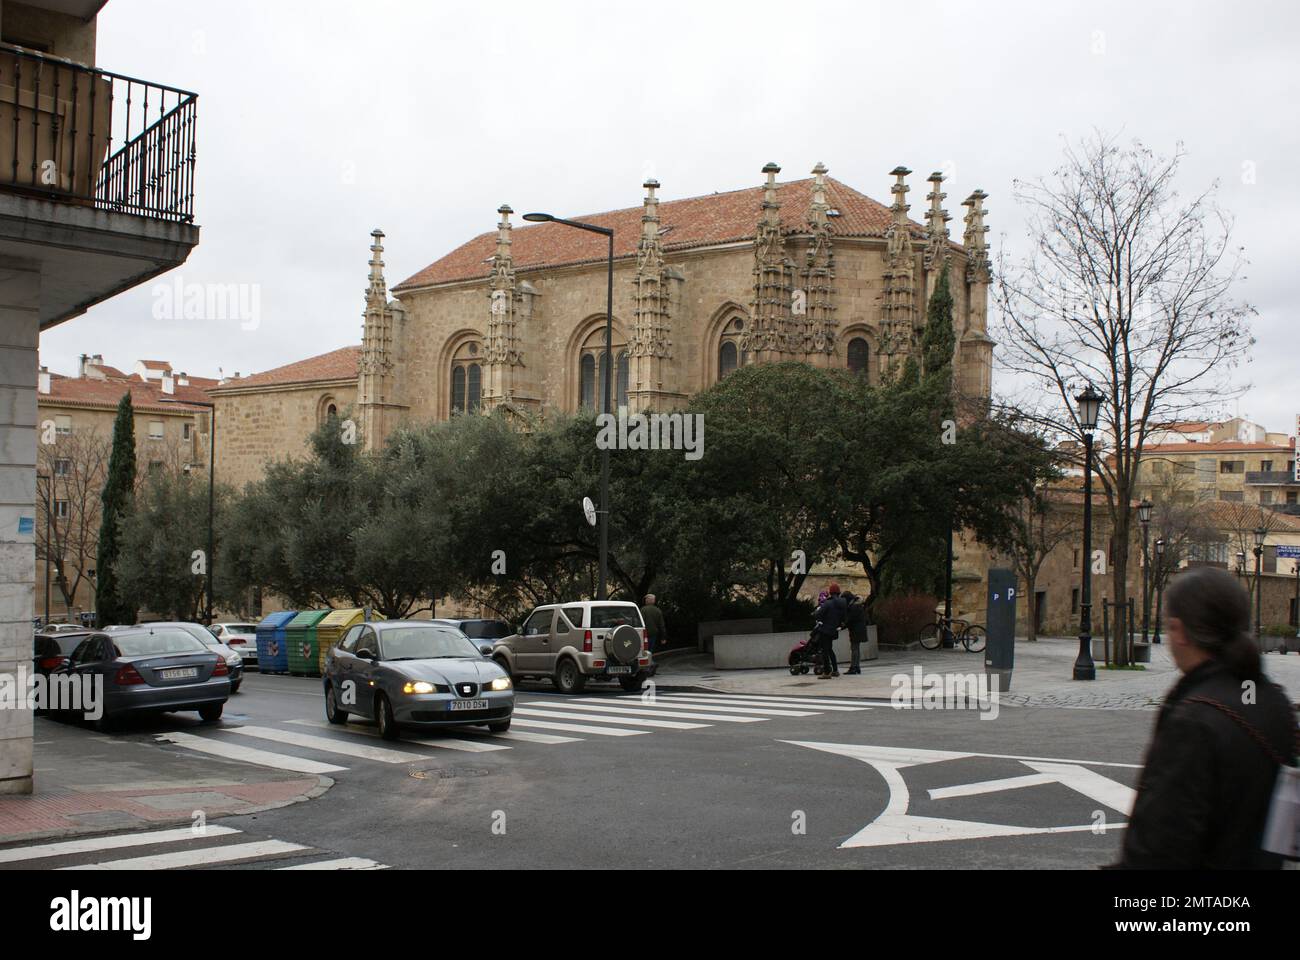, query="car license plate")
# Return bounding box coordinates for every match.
[448,699,489,711]
[160,667,198,681]
[605,666,632,675]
